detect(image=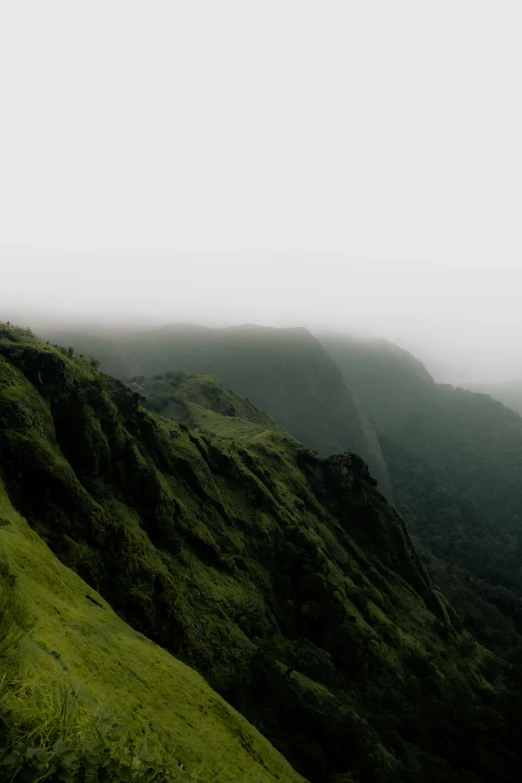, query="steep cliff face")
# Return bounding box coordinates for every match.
[2,326,522,783]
